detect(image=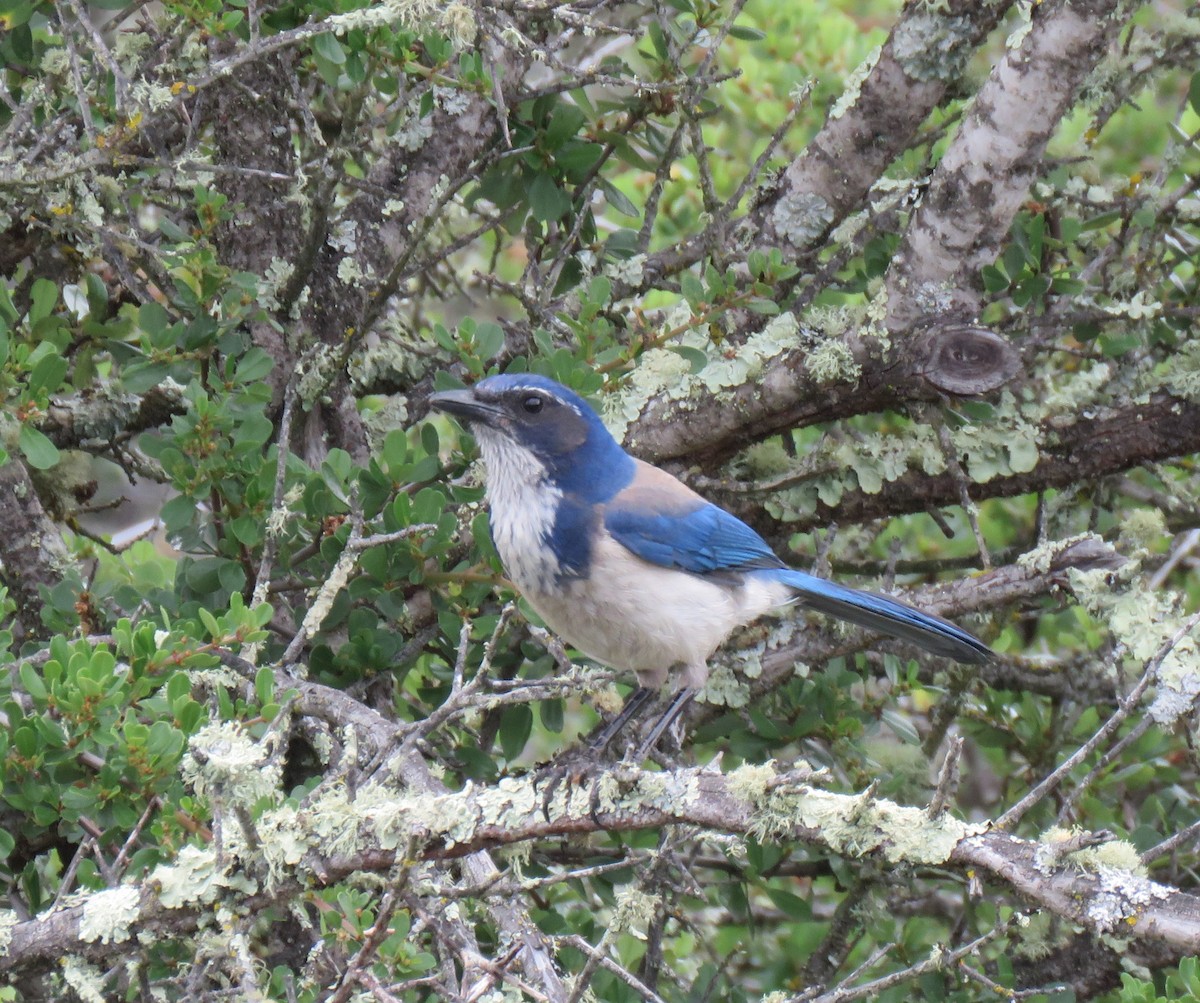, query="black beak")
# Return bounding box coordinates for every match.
[428,387,500,426]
